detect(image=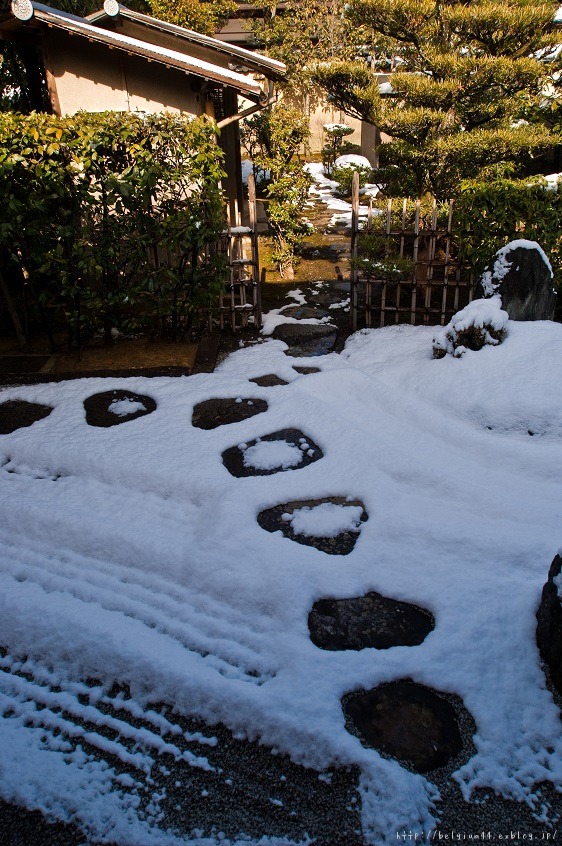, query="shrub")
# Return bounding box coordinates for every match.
[456,175,562,285]
[0,111,227,345]
[331,163,373,197]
